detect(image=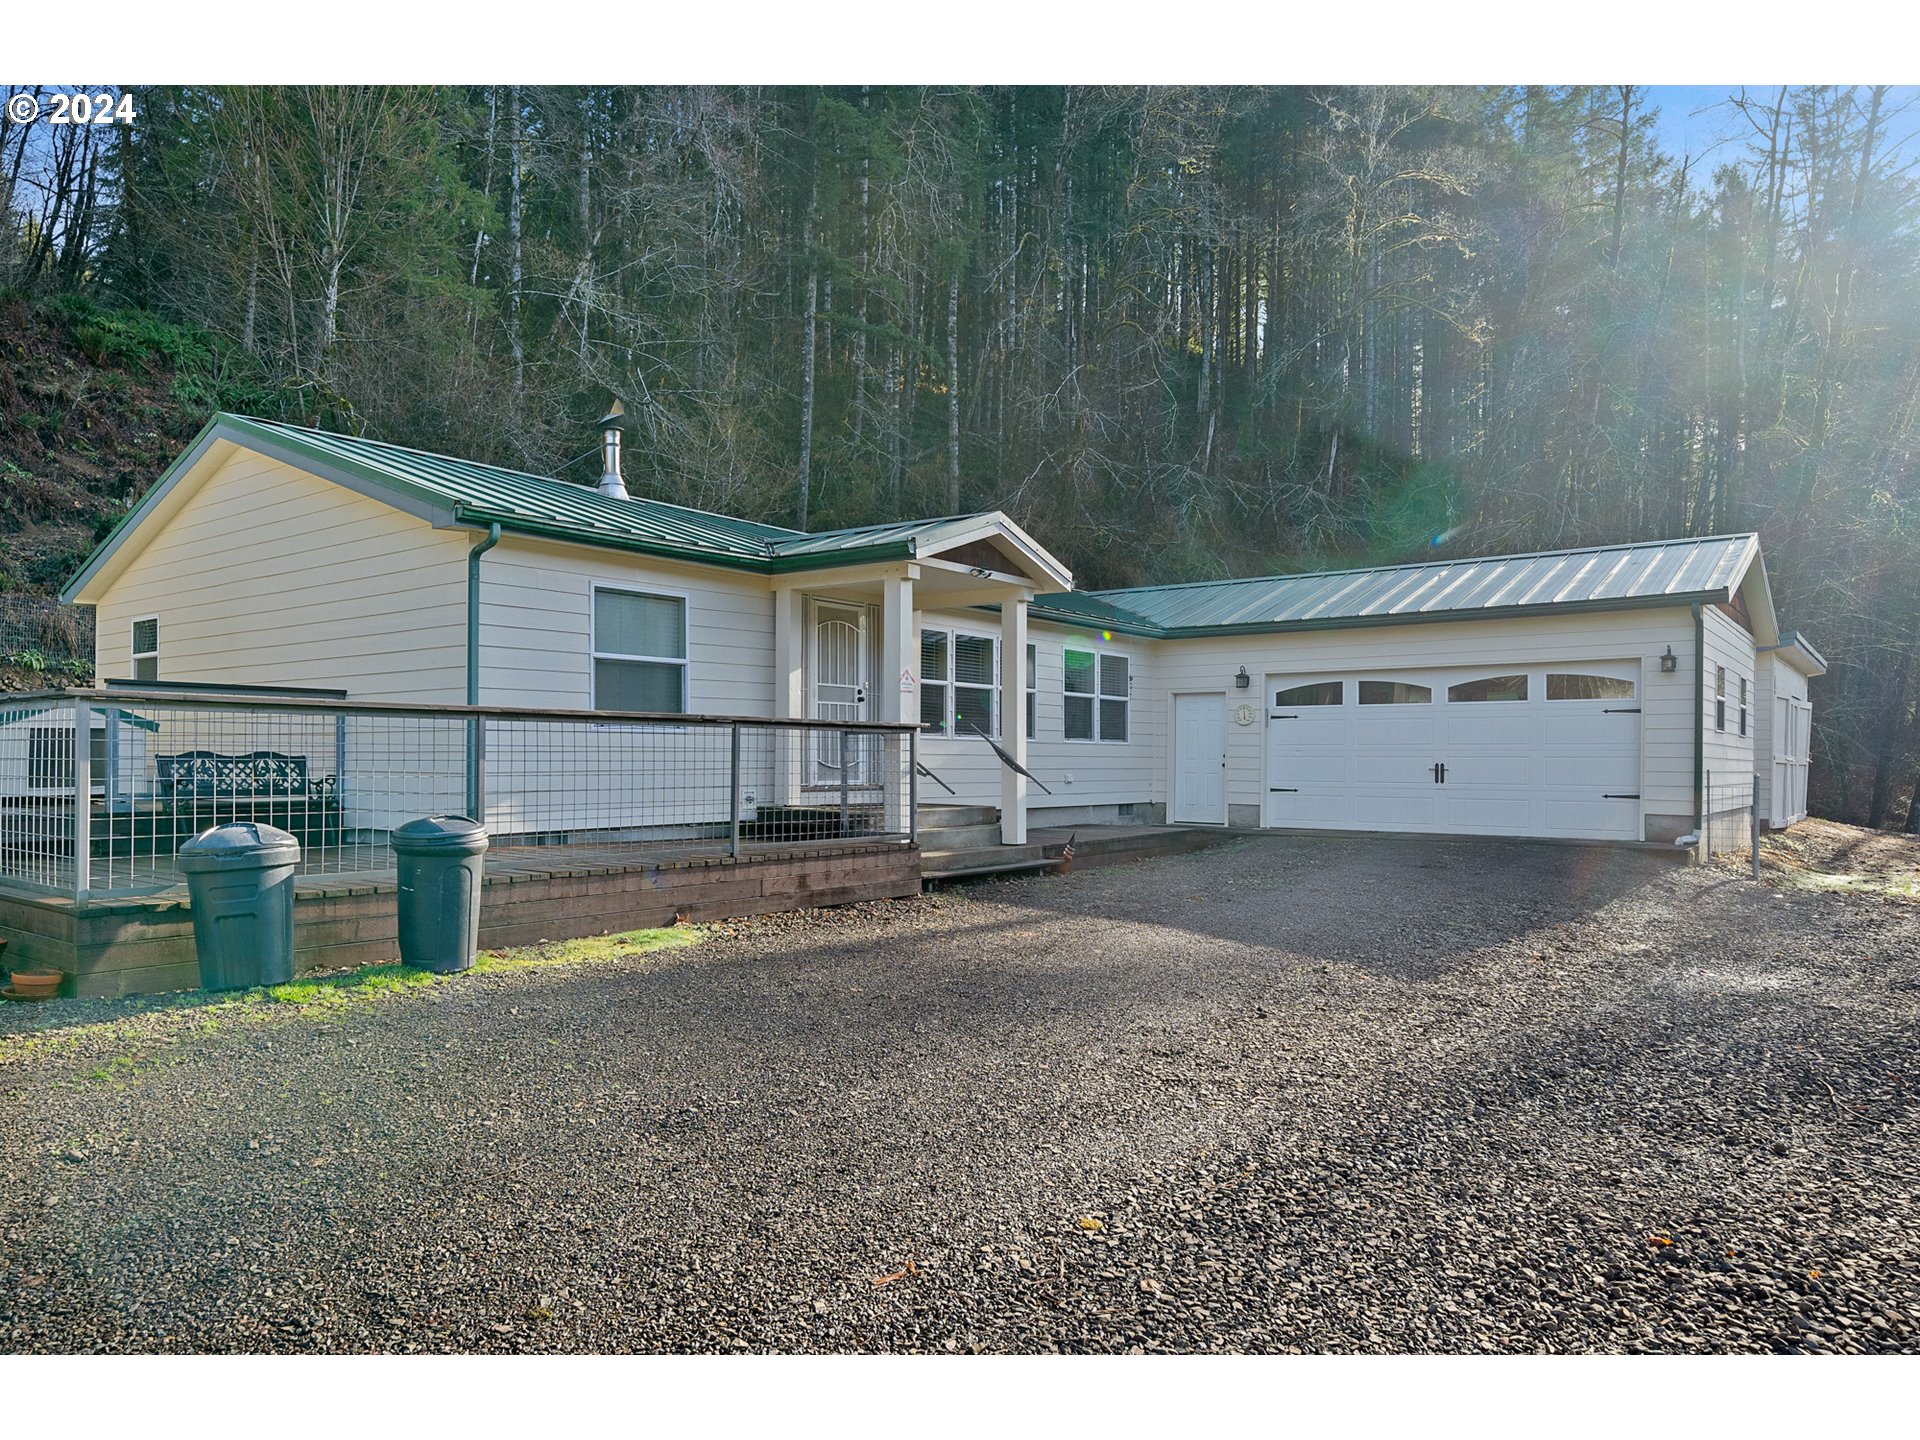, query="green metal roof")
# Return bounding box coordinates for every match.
[233,416,1054,574]
[1033,534,1762,638]
[64,415,1047,596]
[233,415,804,564]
